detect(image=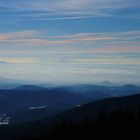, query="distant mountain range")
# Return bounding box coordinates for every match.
[0,77,52,89]
[14,85,47,90]
[64,84,140,98]
[0,84,140,124]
